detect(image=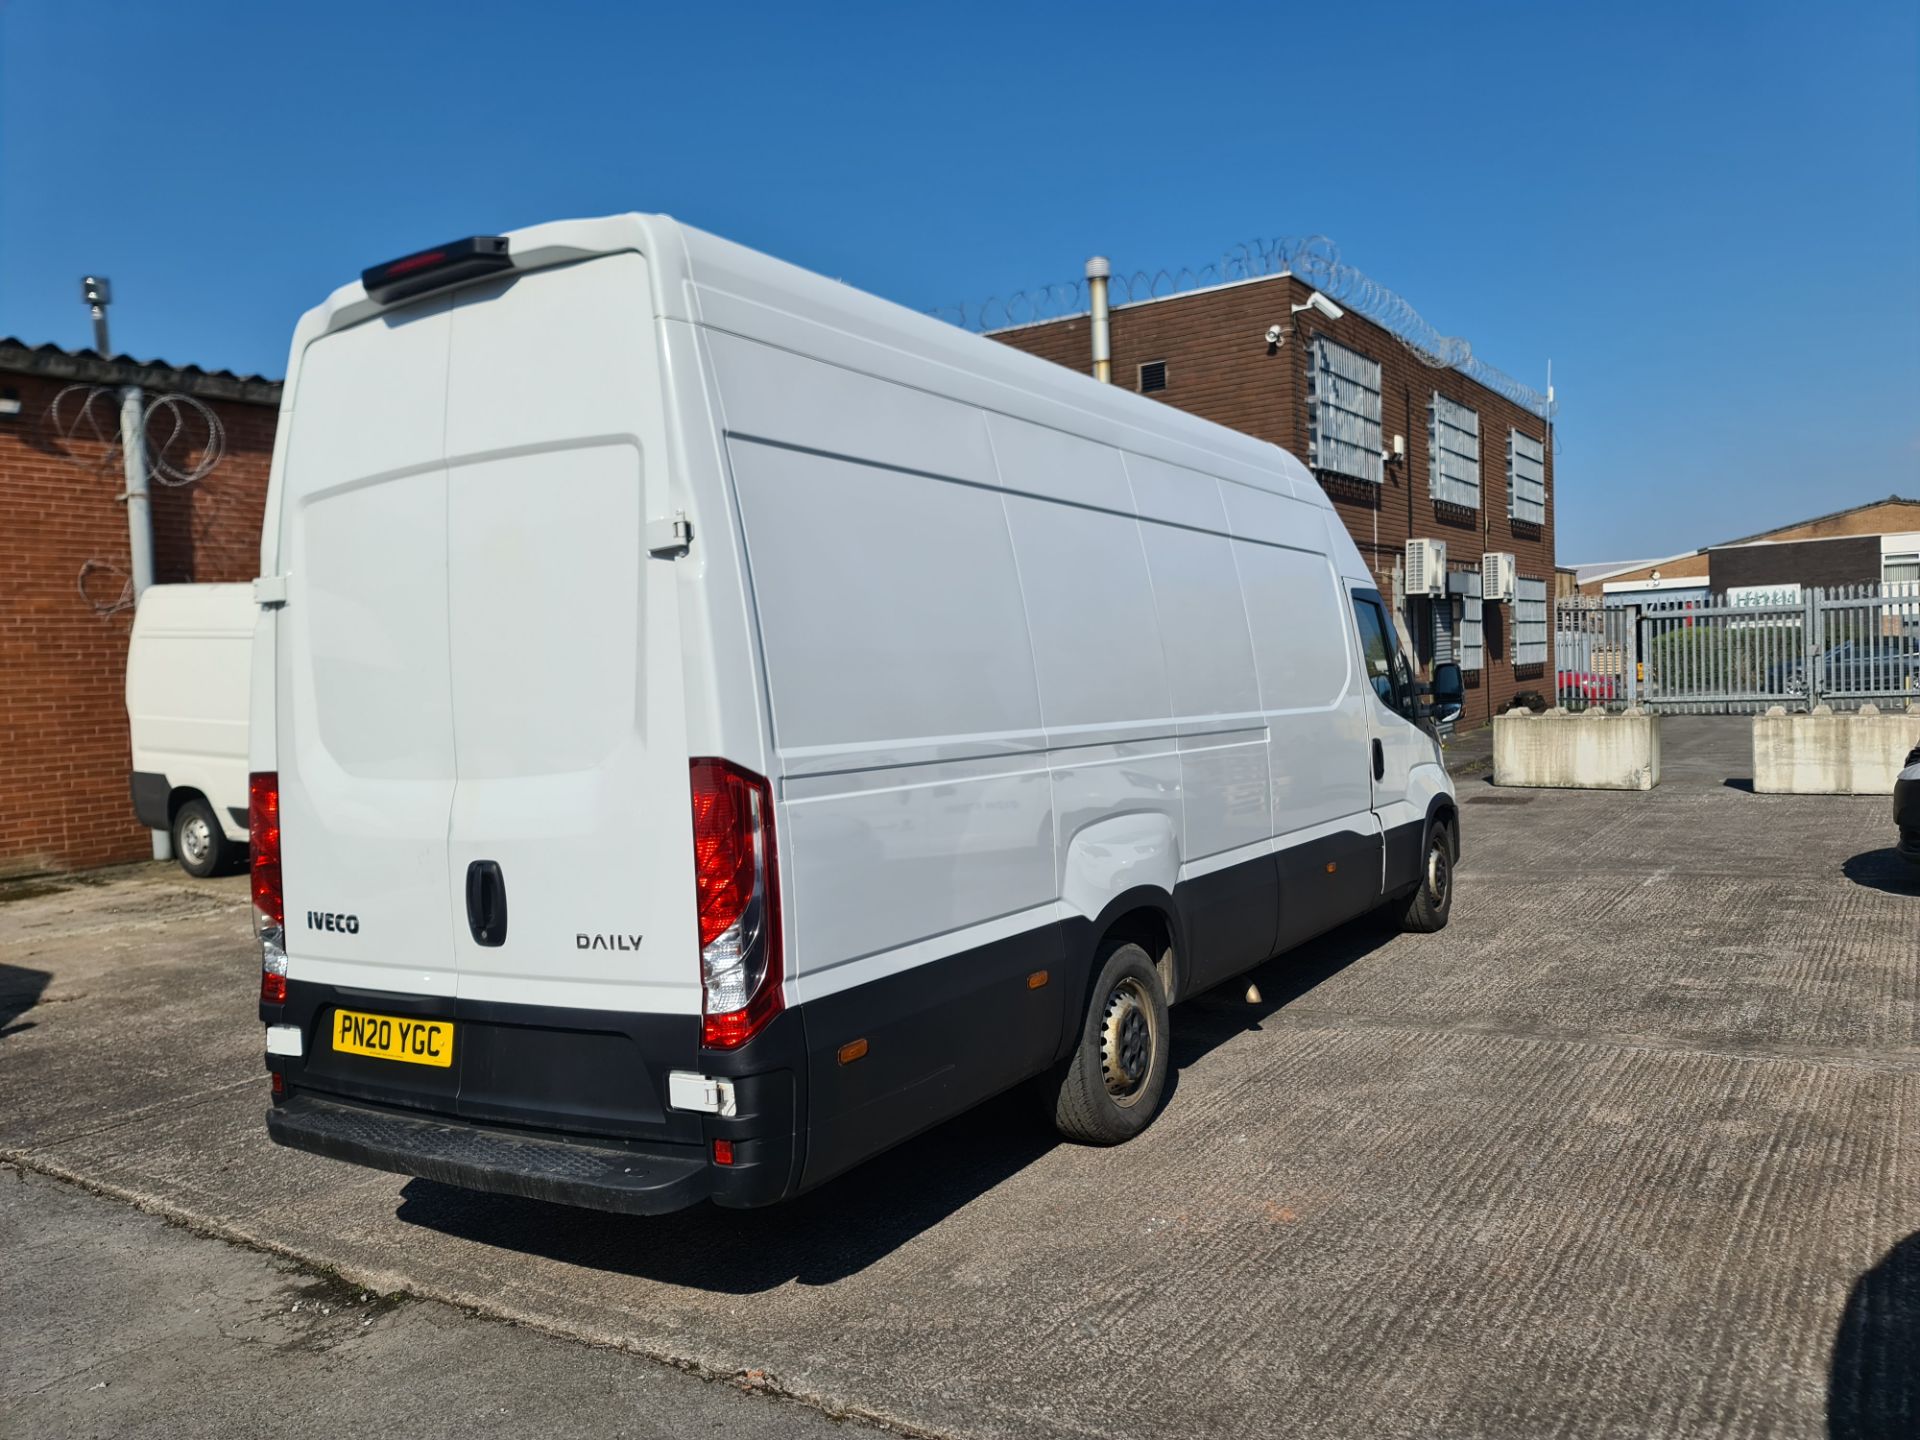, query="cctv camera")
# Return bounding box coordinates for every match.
[1264,324,1284,346]
[1291,291,1345,321]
